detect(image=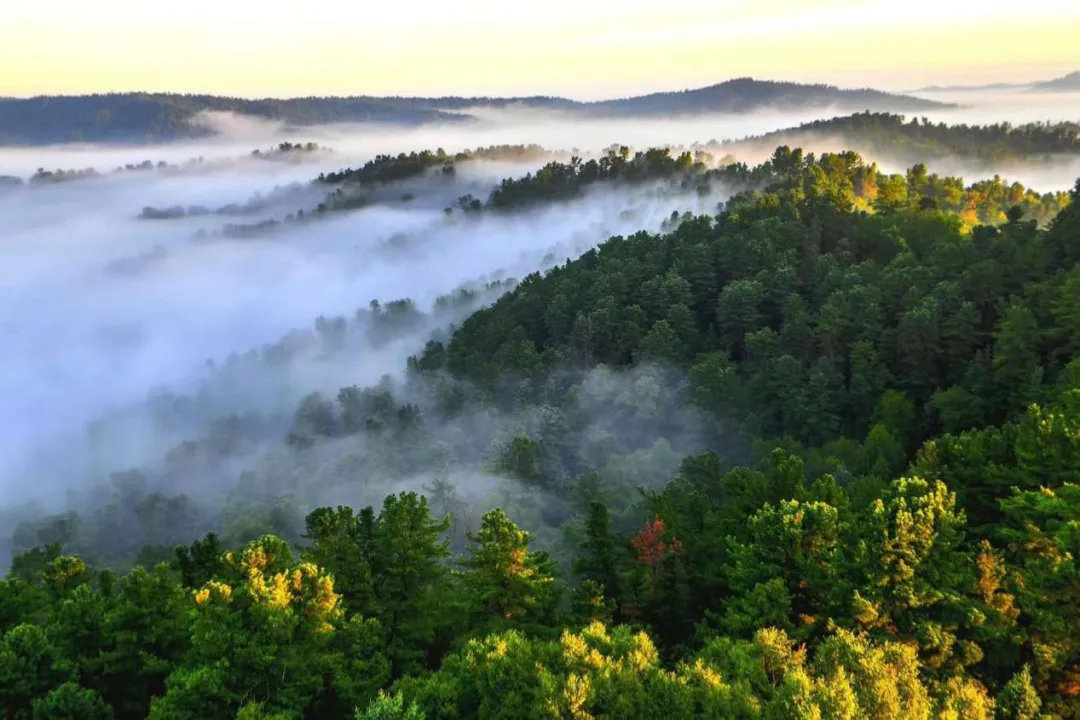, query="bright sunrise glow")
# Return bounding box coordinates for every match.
[2,0,1079,98]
